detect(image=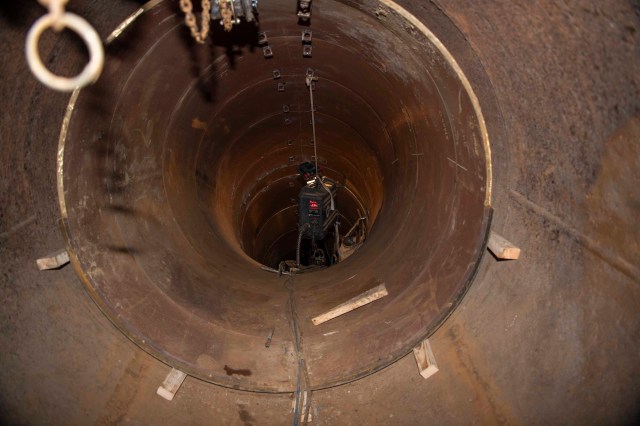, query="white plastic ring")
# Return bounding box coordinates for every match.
[26,13,104,92]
